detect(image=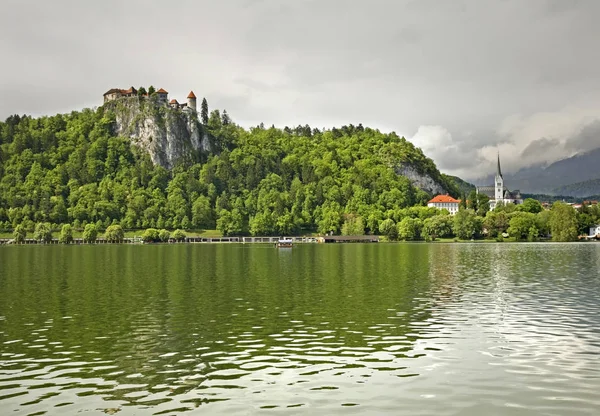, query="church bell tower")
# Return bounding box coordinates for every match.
[495,153,504,202]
